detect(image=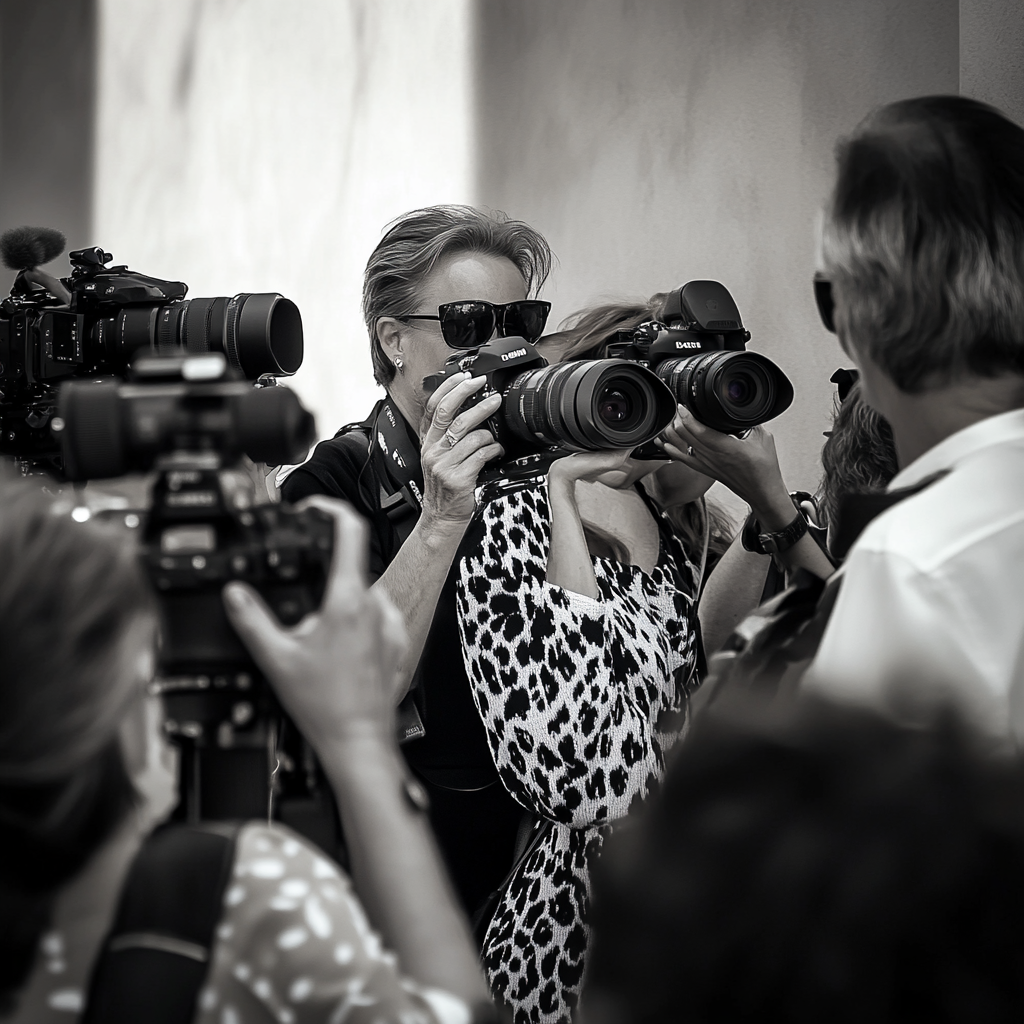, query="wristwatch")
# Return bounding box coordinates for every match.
[741,497,808,555]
